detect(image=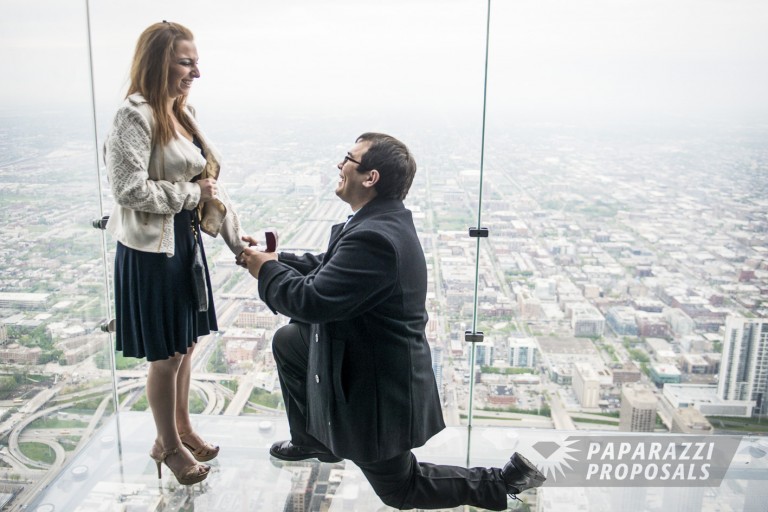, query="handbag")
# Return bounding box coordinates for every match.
[190,210,209,312]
